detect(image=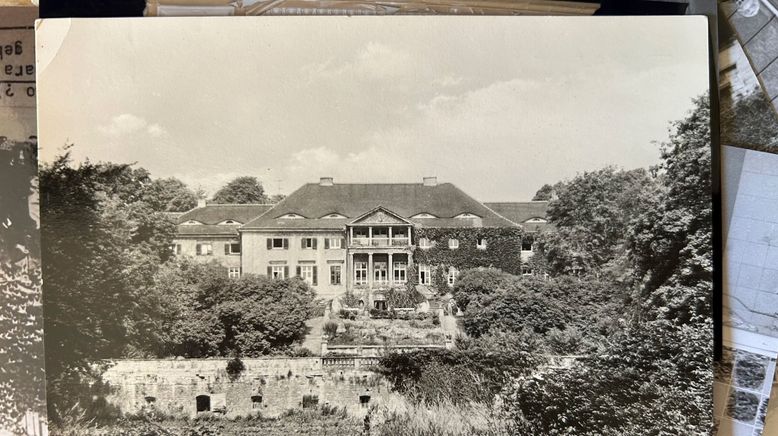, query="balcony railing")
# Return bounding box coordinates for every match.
[351,237,411,247]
